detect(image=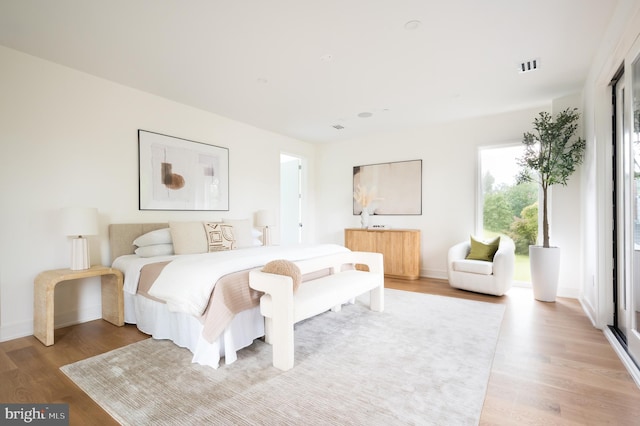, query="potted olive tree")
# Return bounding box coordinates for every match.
[516,108,586,302]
